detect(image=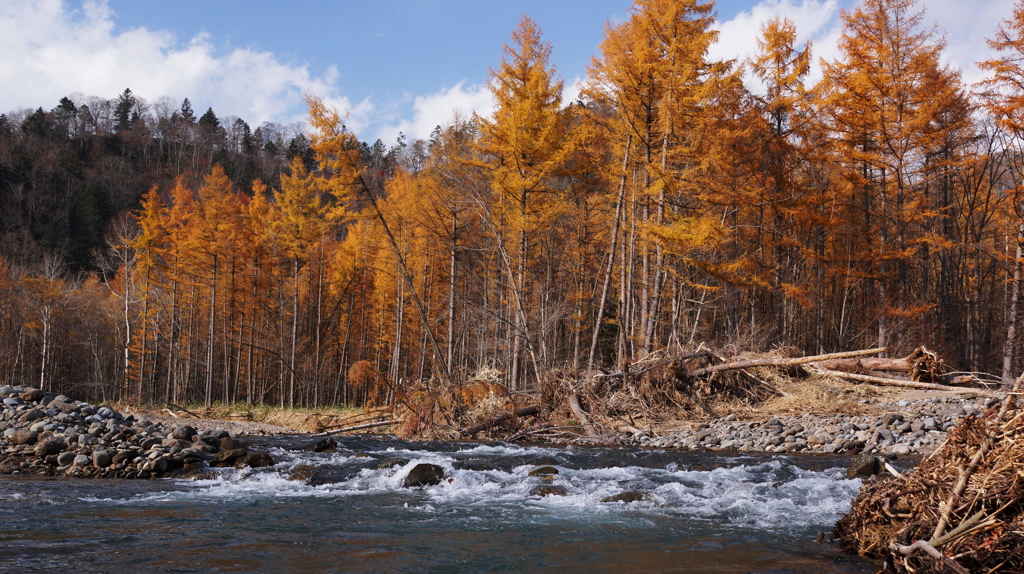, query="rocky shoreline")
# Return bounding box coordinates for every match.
[624,393,996,457]
[0,383,999,480]
[0,385,277,479]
